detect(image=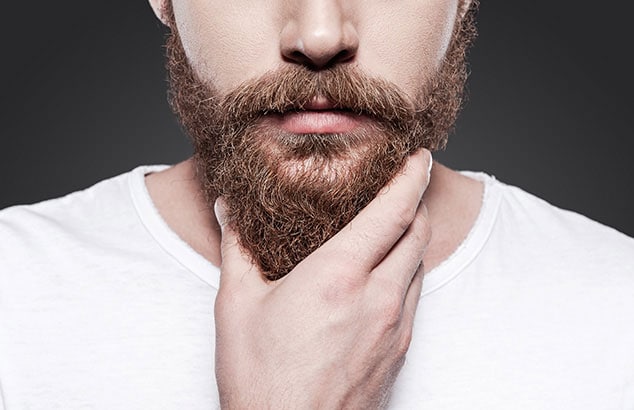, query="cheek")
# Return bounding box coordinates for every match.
[358,0,459,98]
[172,0,281,92]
